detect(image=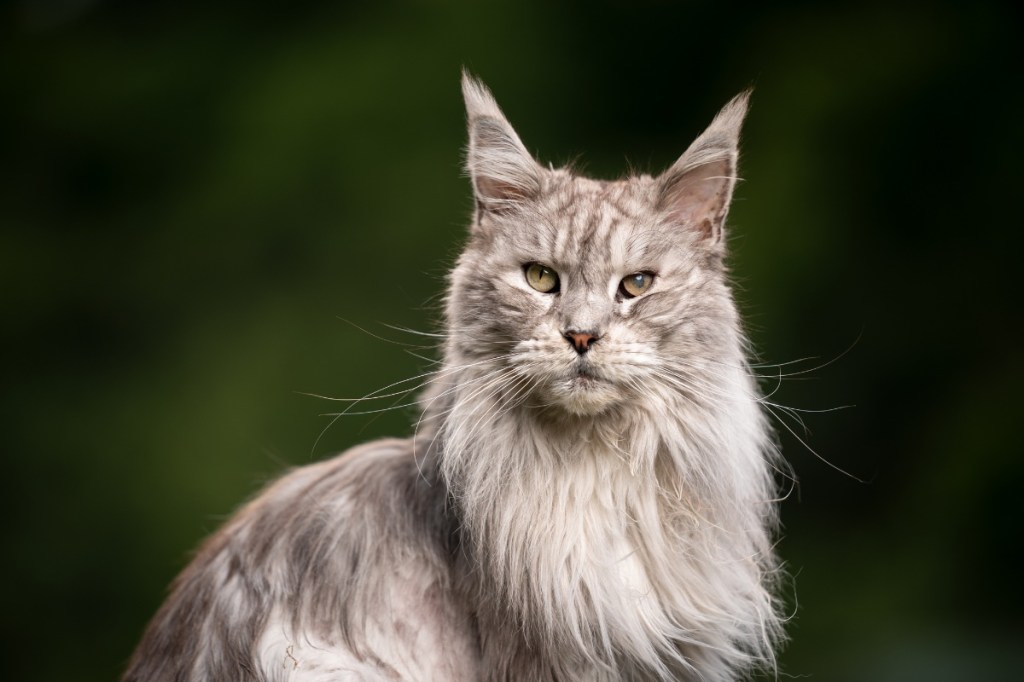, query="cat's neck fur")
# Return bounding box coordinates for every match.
[419,340,780,680]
